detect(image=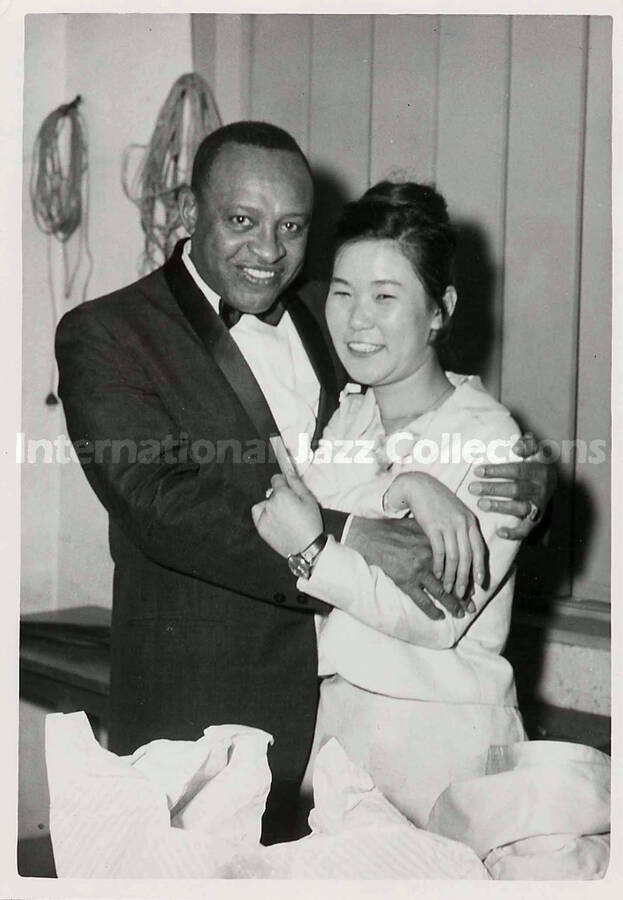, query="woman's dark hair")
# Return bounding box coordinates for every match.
[333,181,457,341]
